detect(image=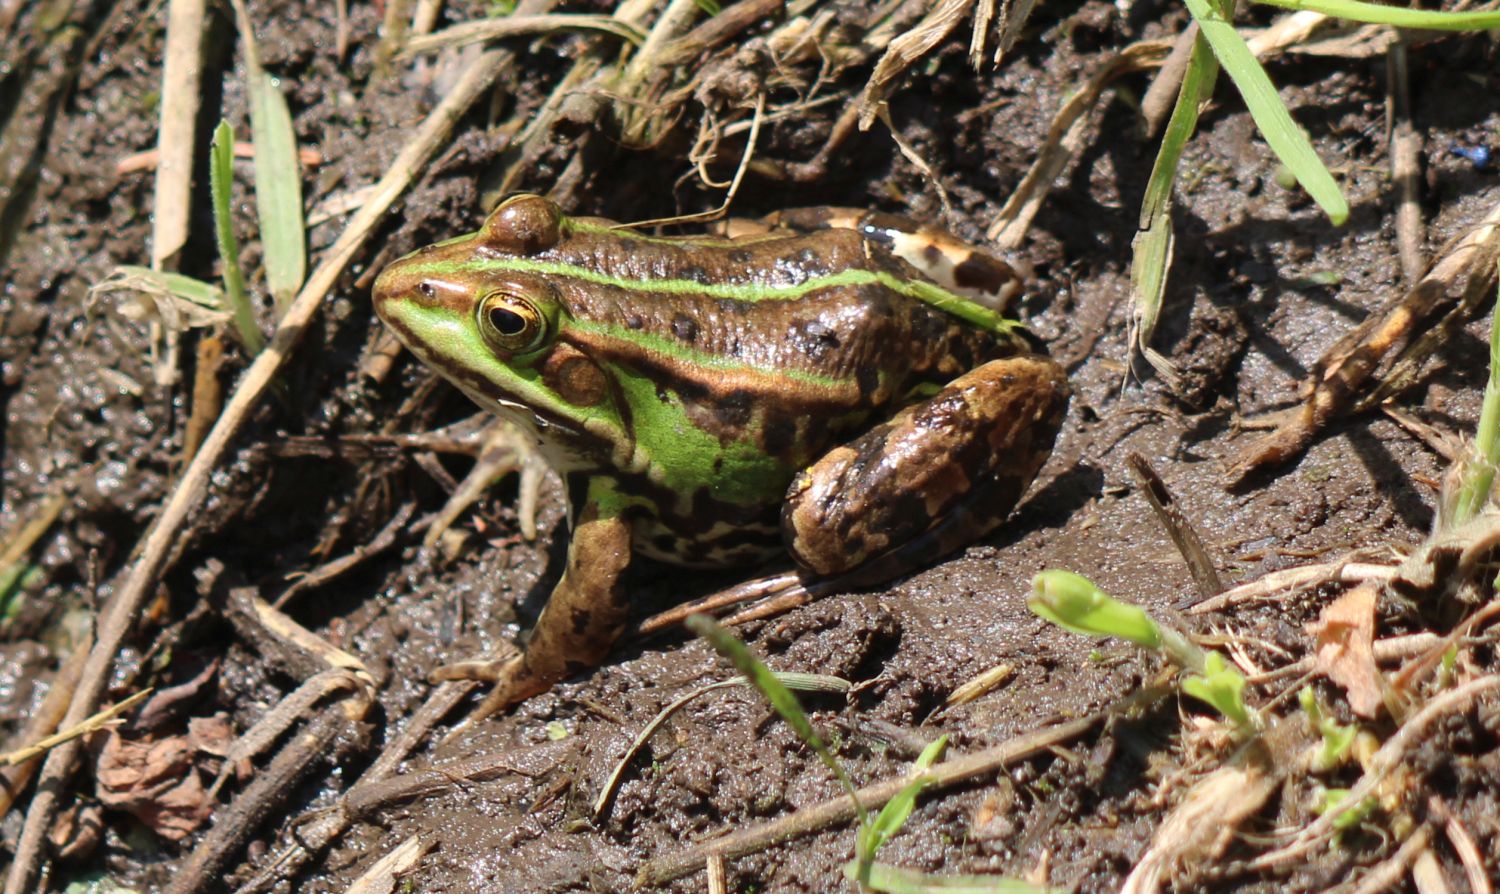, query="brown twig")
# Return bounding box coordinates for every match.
[1127,453,1225,601]
[1228,194,1500,483]
[230,682,477,894]
[1387,39,1425,287]
[273,502,416,608]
